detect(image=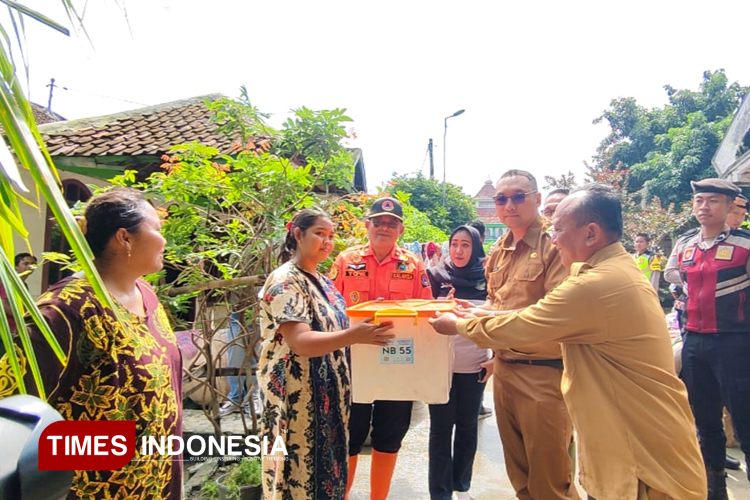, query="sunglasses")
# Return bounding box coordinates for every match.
[370,218,401,229]
[494,190,537,206]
